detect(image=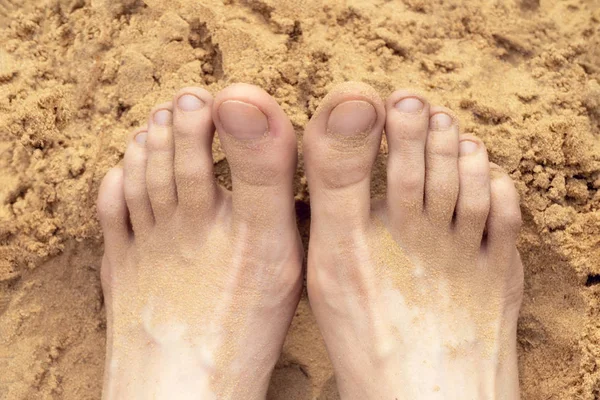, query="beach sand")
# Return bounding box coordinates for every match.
[0,0,599,398]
